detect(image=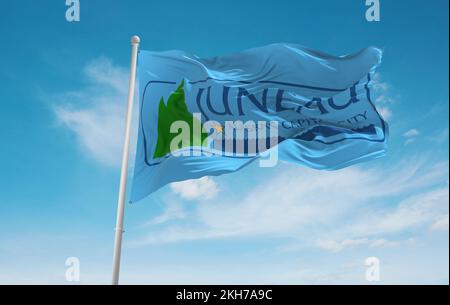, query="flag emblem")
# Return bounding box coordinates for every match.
[153,80,208,159]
